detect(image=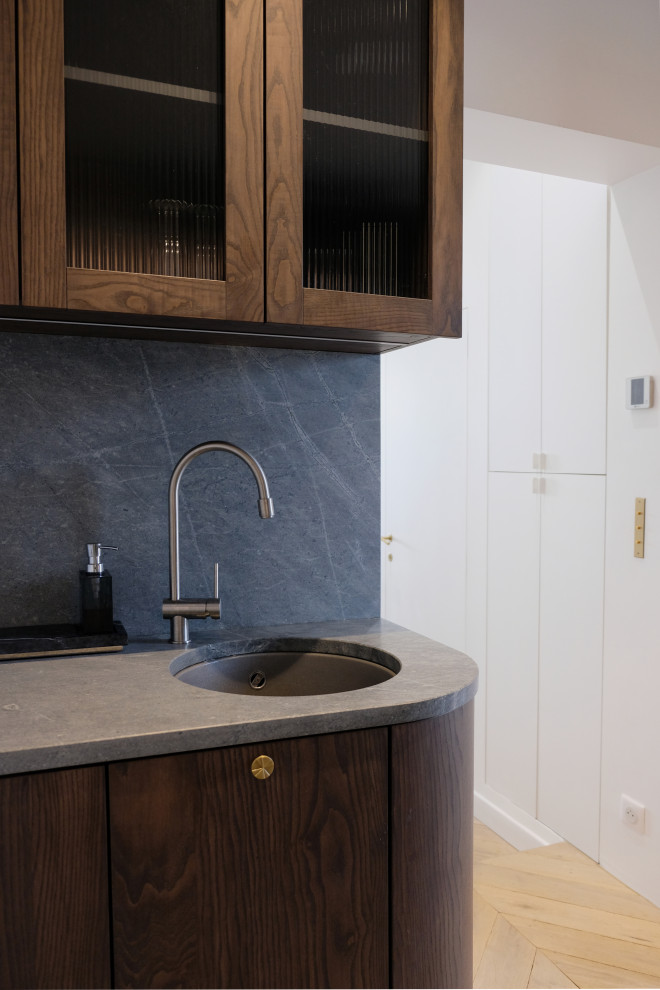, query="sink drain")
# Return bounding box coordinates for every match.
[249,670,267,690]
